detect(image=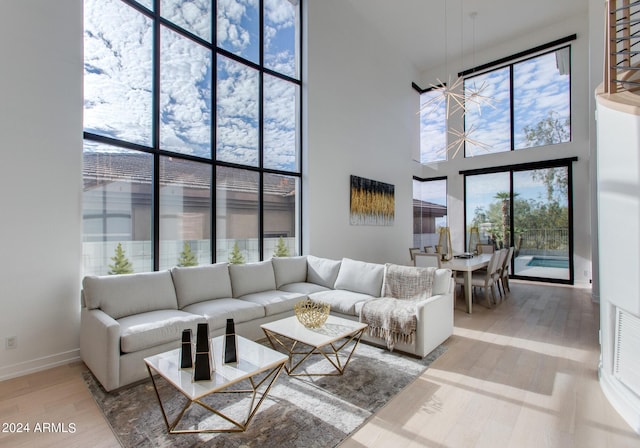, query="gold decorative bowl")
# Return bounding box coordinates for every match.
[294,299,330,328]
